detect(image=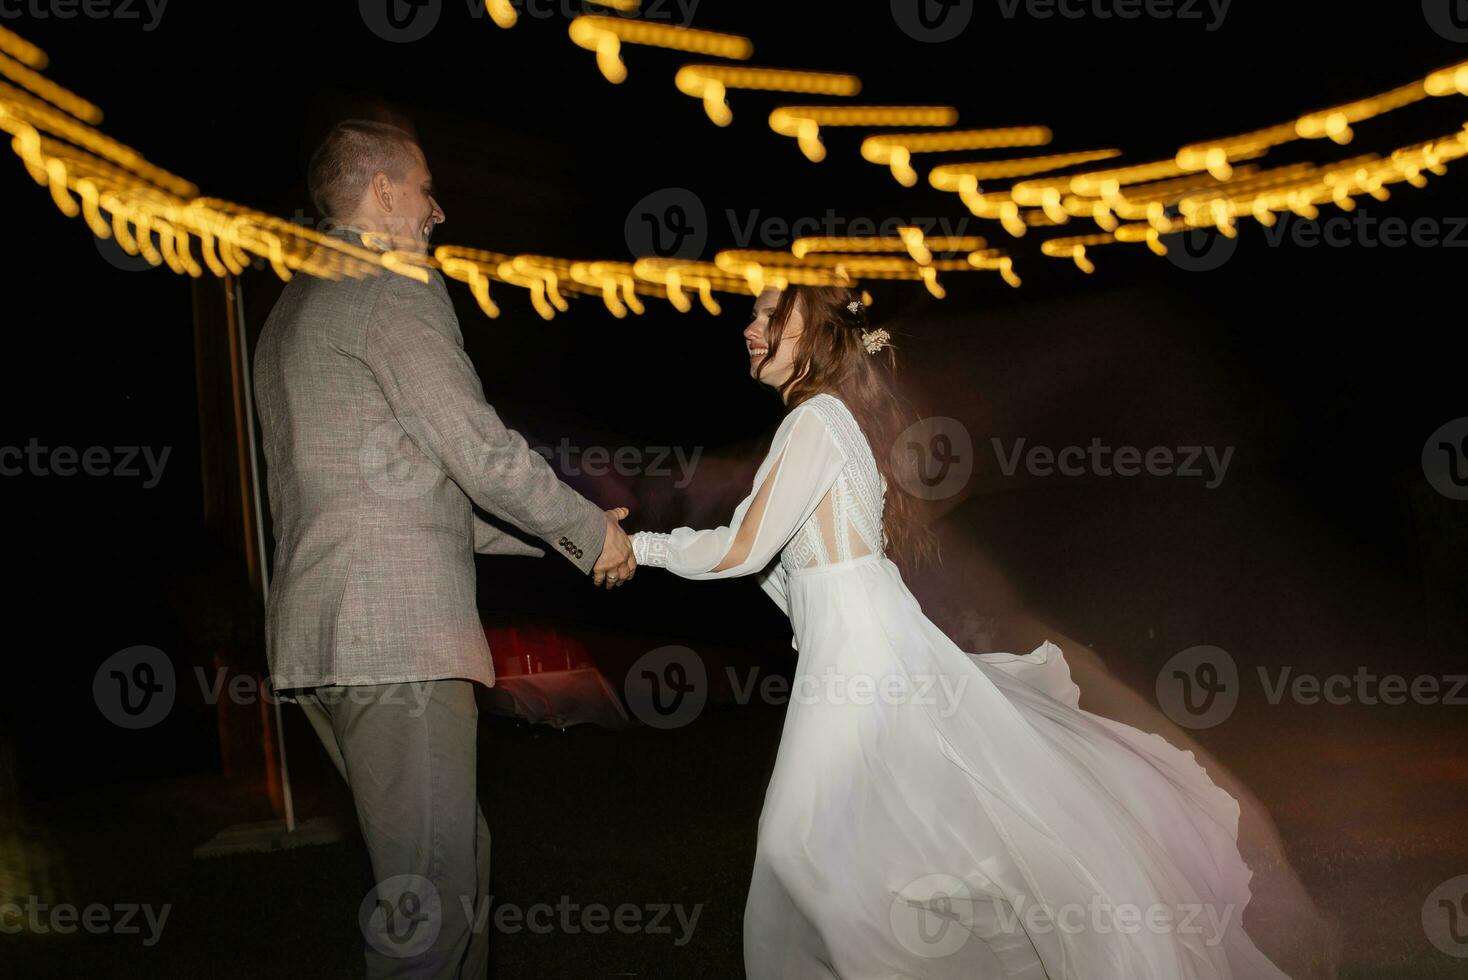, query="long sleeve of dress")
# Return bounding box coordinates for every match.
[631,405,848,594]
